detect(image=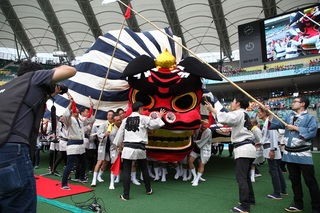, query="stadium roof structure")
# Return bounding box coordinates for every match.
[0,0,318,63]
